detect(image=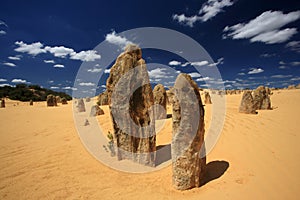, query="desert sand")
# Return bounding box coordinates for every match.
[0,89,300,199]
